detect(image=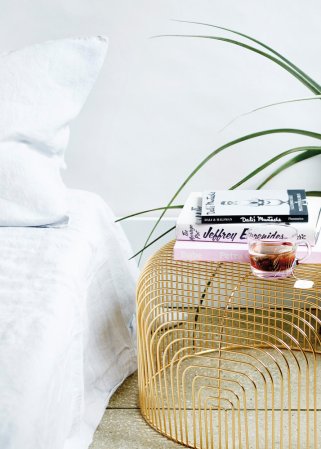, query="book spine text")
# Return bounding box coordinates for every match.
[176,223,315,245]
